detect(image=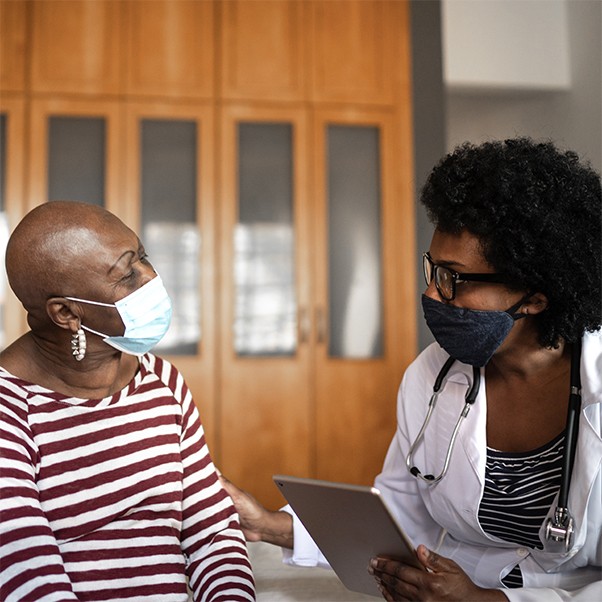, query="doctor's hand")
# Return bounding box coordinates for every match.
[218,472,294,549]
[369,545,507,602]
